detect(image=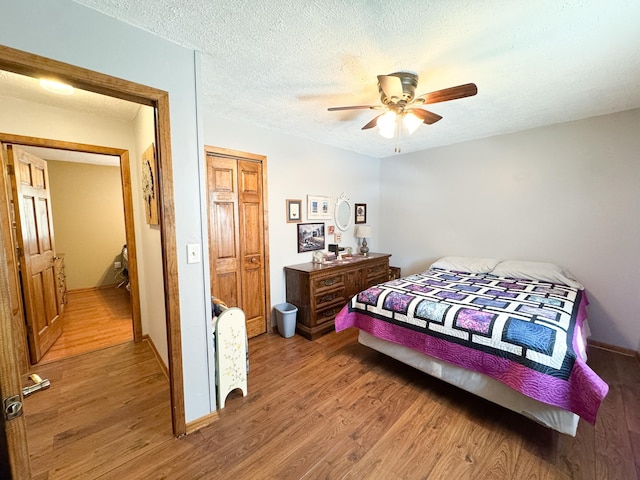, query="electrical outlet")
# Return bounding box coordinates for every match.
[114,261,122,270]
